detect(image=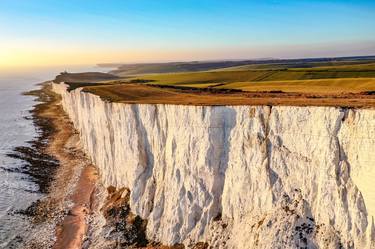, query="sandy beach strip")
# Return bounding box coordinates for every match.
[25,82,98,249]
